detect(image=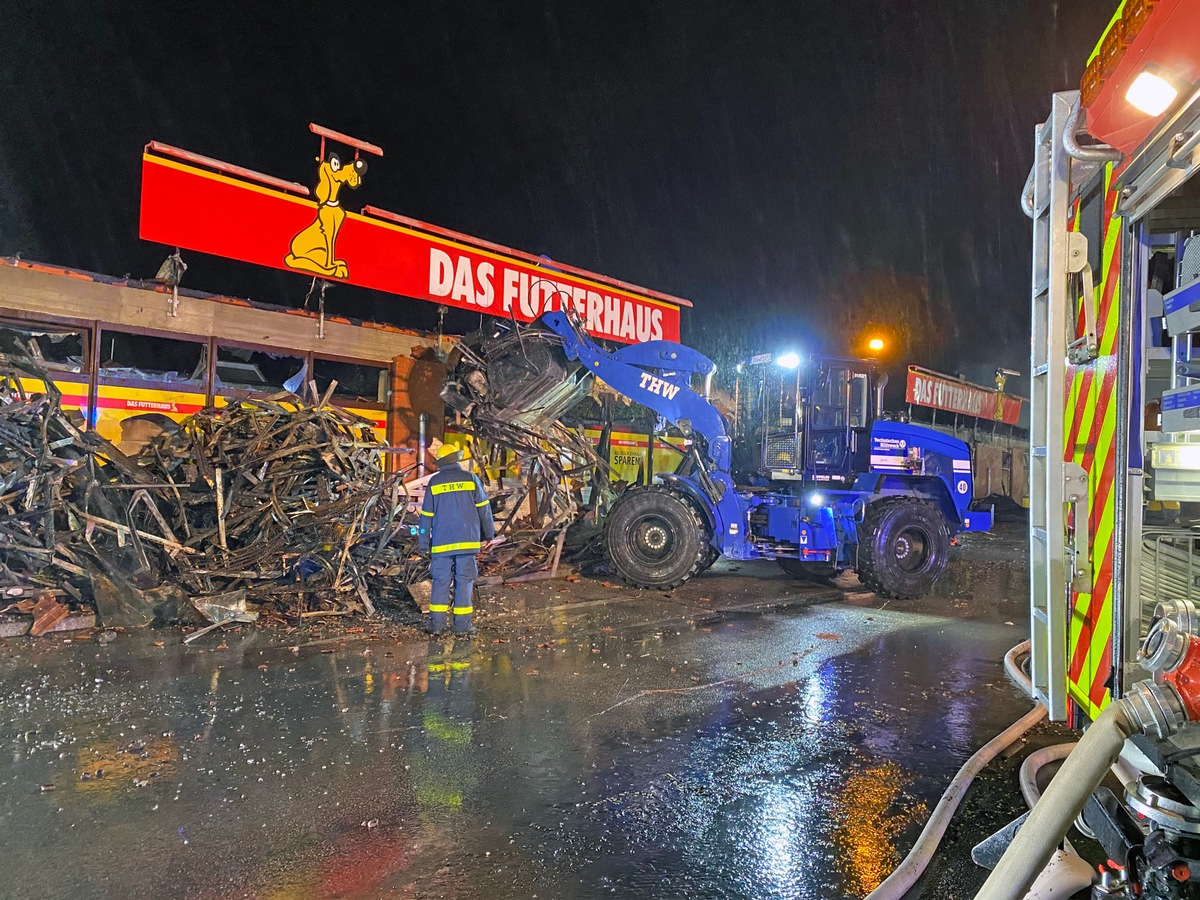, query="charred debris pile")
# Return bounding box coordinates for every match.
[0,356,420,634]
[0,336,617,637]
